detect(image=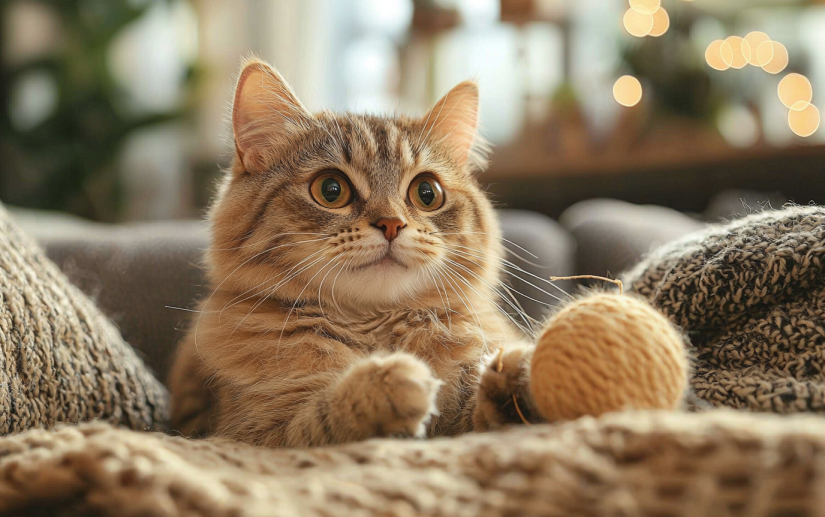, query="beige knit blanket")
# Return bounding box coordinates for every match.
[2,410,825,517]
